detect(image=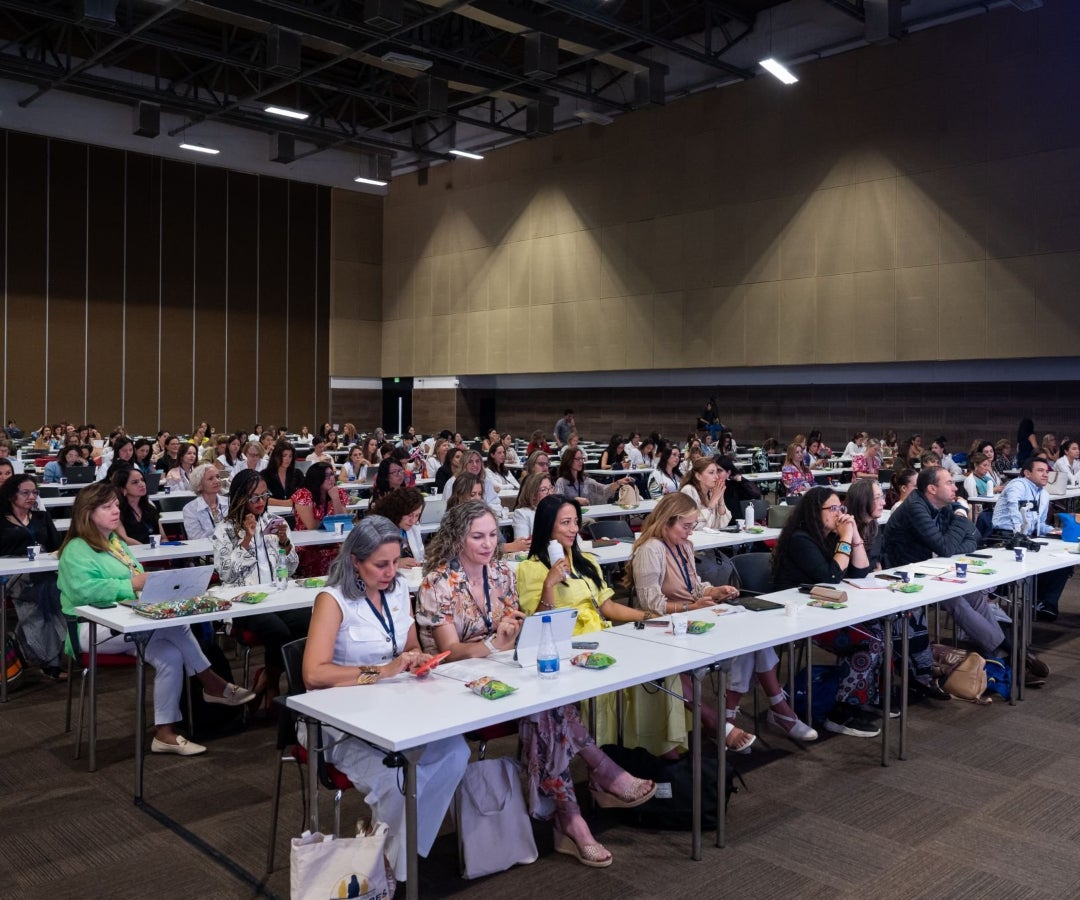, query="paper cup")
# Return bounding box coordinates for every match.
[334,522,344,535]
[955,562,967,579]
[784,600,799,617]
[148,535,159,549]
[26,545,40,561]
[672,618,688,637]
[899,570,911,584]
[1014,547,1026,562]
